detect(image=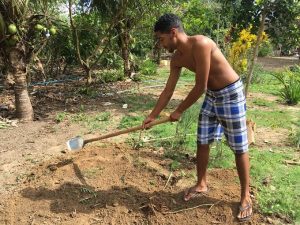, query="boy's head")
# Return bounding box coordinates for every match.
[154,13,184,34]
[154,13,184,53]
